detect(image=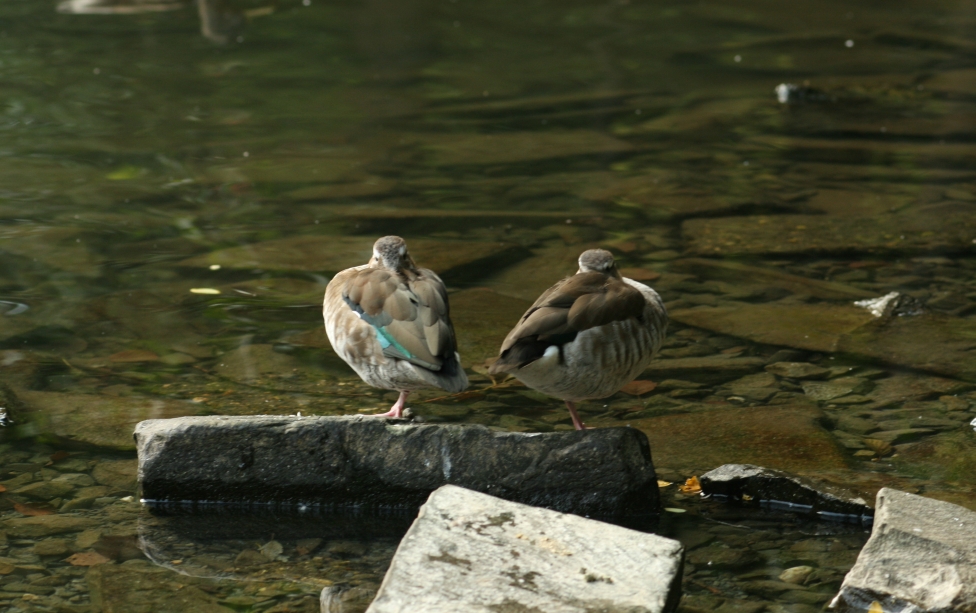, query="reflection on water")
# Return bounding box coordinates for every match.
[1,0,975,609]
